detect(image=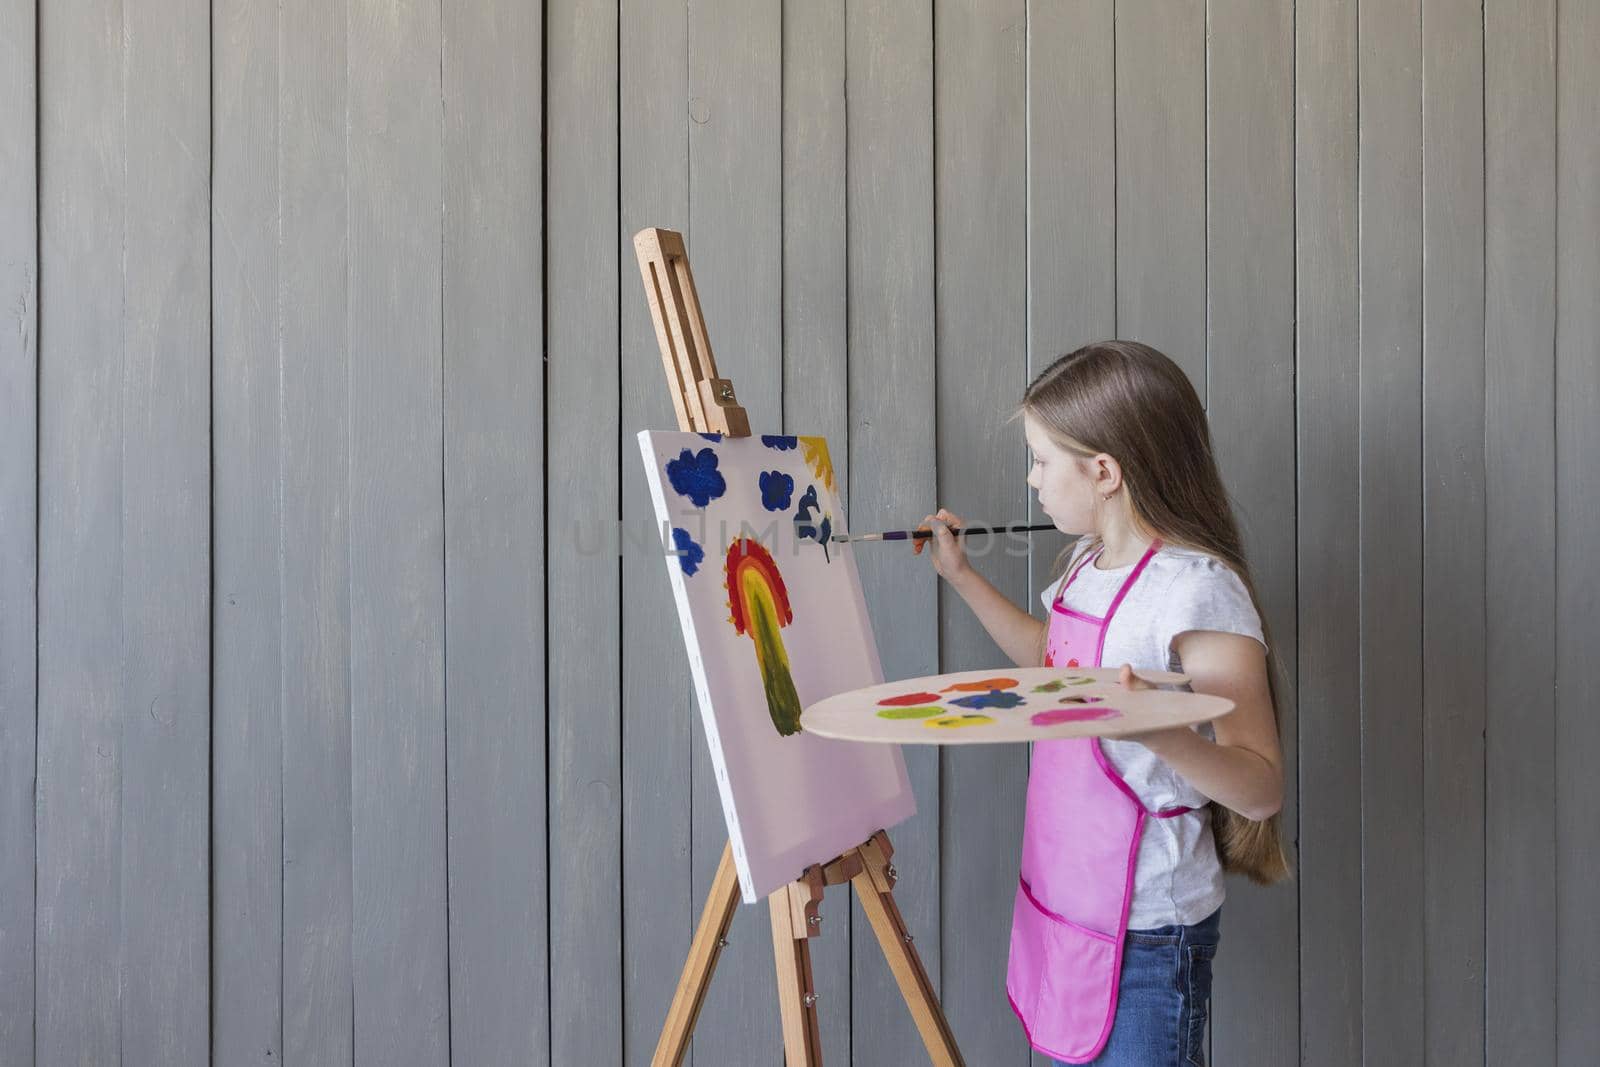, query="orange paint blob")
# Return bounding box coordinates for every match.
[939,676,1020,693]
